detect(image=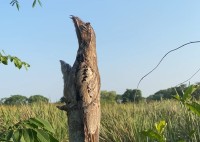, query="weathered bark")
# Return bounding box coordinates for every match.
[57,16,101,142]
